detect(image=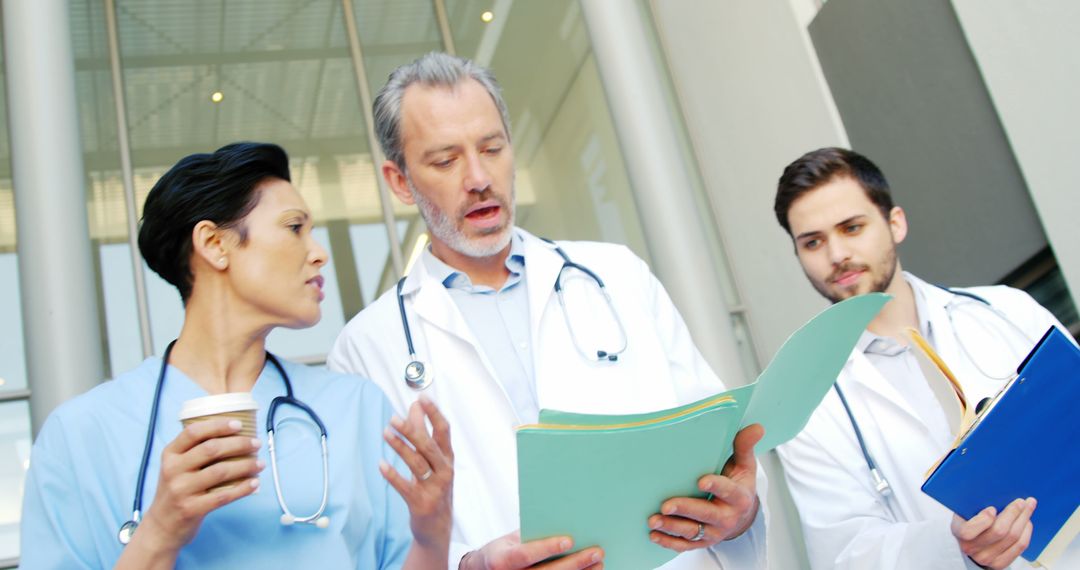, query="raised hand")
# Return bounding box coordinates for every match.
[381,396,455,568]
